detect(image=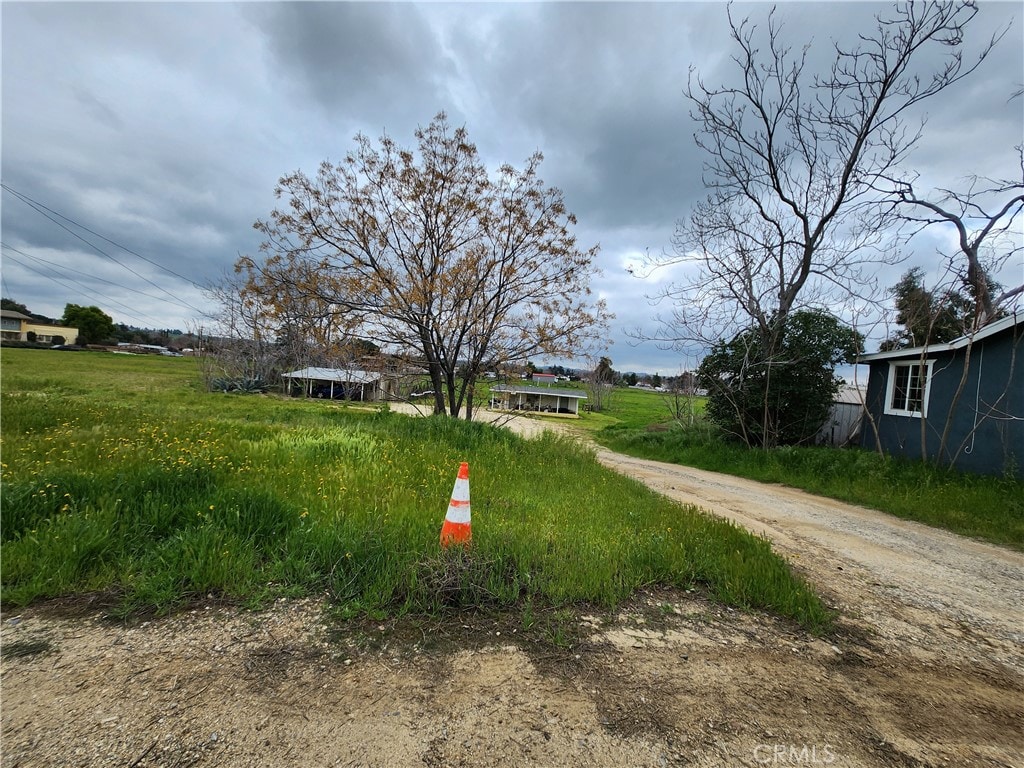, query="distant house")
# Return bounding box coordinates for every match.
[0,310,78,344]
[531,373,558,385]
[0,311,32,340]
[281,367,397,402]
[858,312,1023,478]
[490,384,587,417]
